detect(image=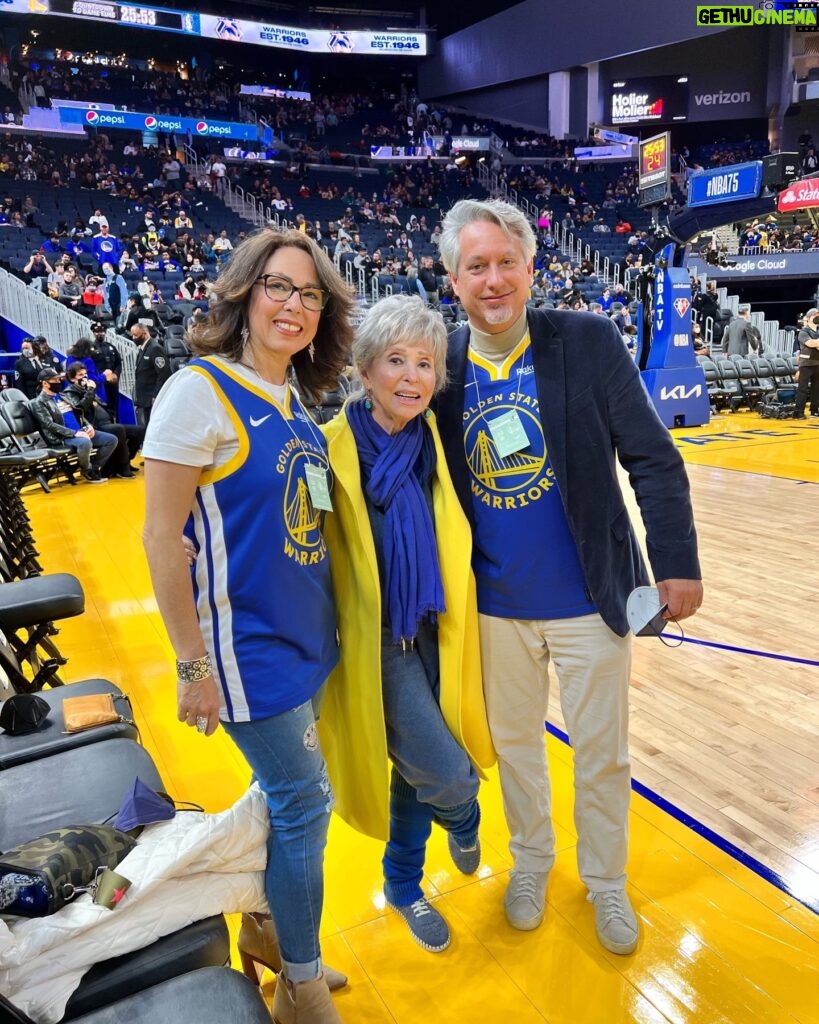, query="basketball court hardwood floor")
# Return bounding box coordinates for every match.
[19,410,819,1023]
